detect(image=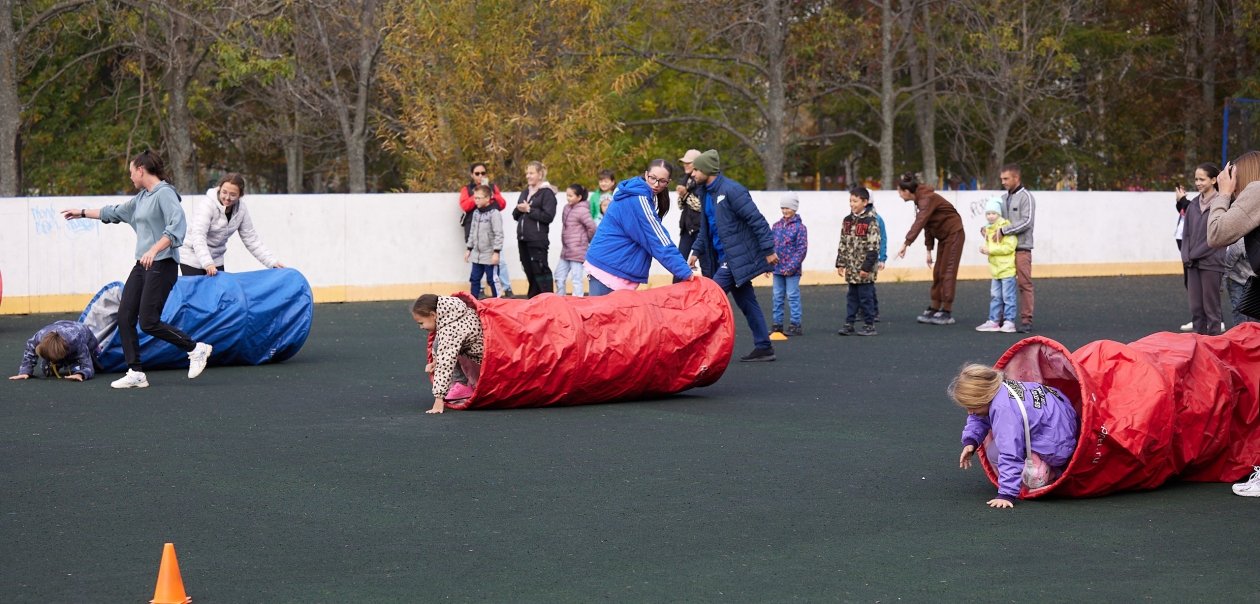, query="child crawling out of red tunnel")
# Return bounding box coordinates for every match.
[951,363,1080,509]
[958,324,1260,502]
[412,278,735,413]
[412,293,483,414]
